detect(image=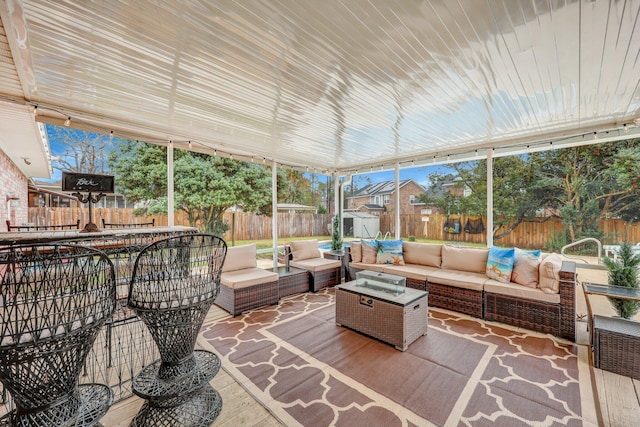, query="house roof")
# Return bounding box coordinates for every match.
[349,179,425,198]
[2,1,640,179]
